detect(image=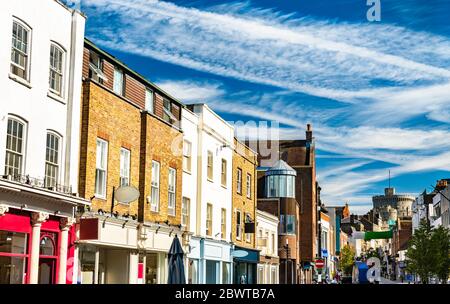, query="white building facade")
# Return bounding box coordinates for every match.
[0,0,88,284]
[256,210,279,284]
[183,104,234,284]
